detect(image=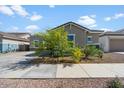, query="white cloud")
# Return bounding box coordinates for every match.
[104,17,111,21]
[114,13,124,19]
[100,28,112,32]
[26,25,39,30]
[104,13,124,21]
[25,25,40,33]
[30,14,43,21]
[11,5,29,17]
[77,15,97,28]
[49,5,55,8]
[0,5,14,16]
[0,5,30,18]
[89,24,97,28]
[26,25,40,33]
